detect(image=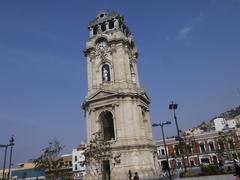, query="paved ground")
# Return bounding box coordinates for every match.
[174,174,235,180]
